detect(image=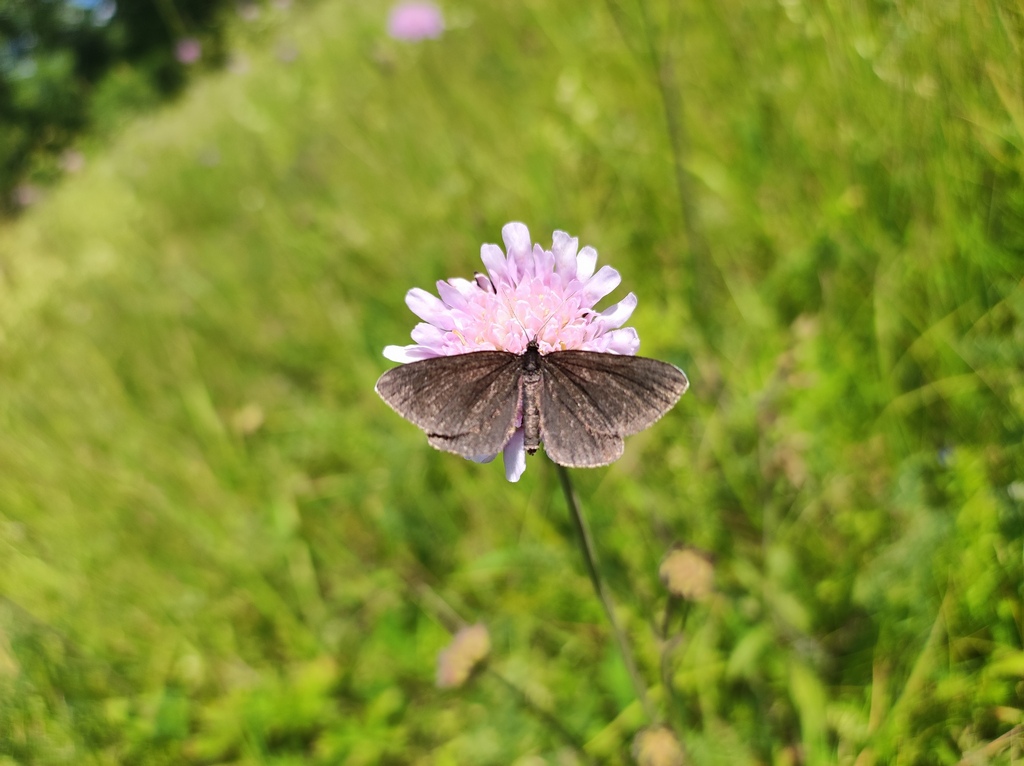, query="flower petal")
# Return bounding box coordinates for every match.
[480,243,511,288]
[502,221,532,259]
[589,292,637,334]
[551,230,579,278]
[502,222,532,282]
[436,280,470,310]
[531,243,554,278]
[406,288,456,329]
[410,322,447,347]
[503,428,527,482]
[383,344,441,362]
[575,245,598,280]
[591,326,640,355]
[580,265,621,306]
